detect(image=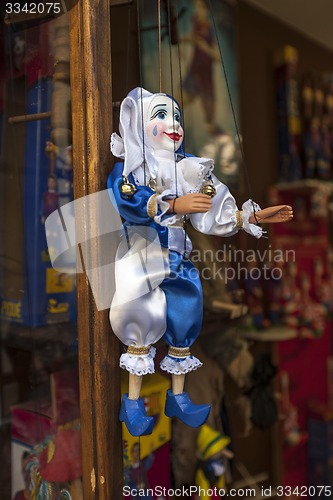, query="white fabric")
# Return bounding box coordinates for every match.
[152,152,214,229]
[168,226,192,257]
[111,229,169,307]
[120,346,156,375]
[111,287,167,347]
[212,462,225,477]
[190,174,263,239]
[160,355,203,375]
[110,230,169,351]
[242,199,264,238]
[153,150,213,197]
